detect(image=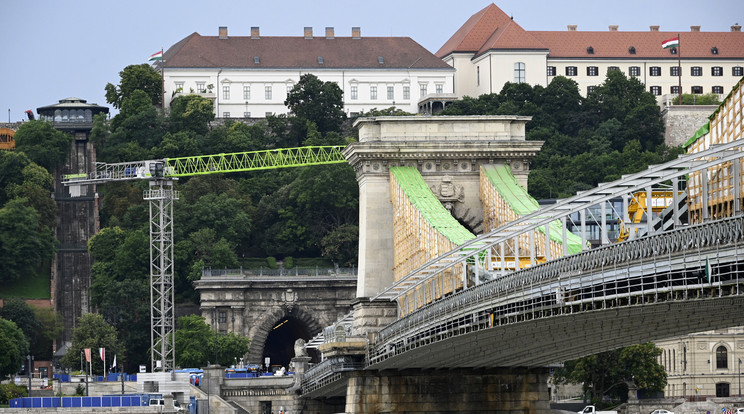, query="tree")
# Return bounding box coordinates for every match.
[0,318,29,380]
[105,63,162,109]
[0,299,60,360]
[175,315,249,368]
[168,94,215,136]
[60,314,124,375]
[284,74,345,135]
[552,343,666,404]
[0,198,55,283]
[13,120,72,172]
